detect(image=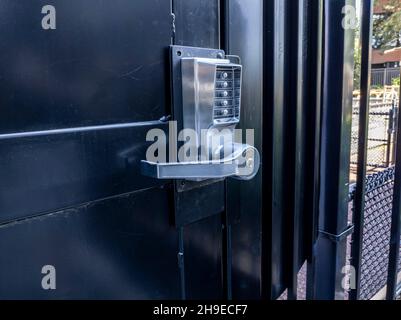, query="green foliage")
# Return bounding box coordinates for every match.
[392,77,400,86]
[373,0,401,49]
